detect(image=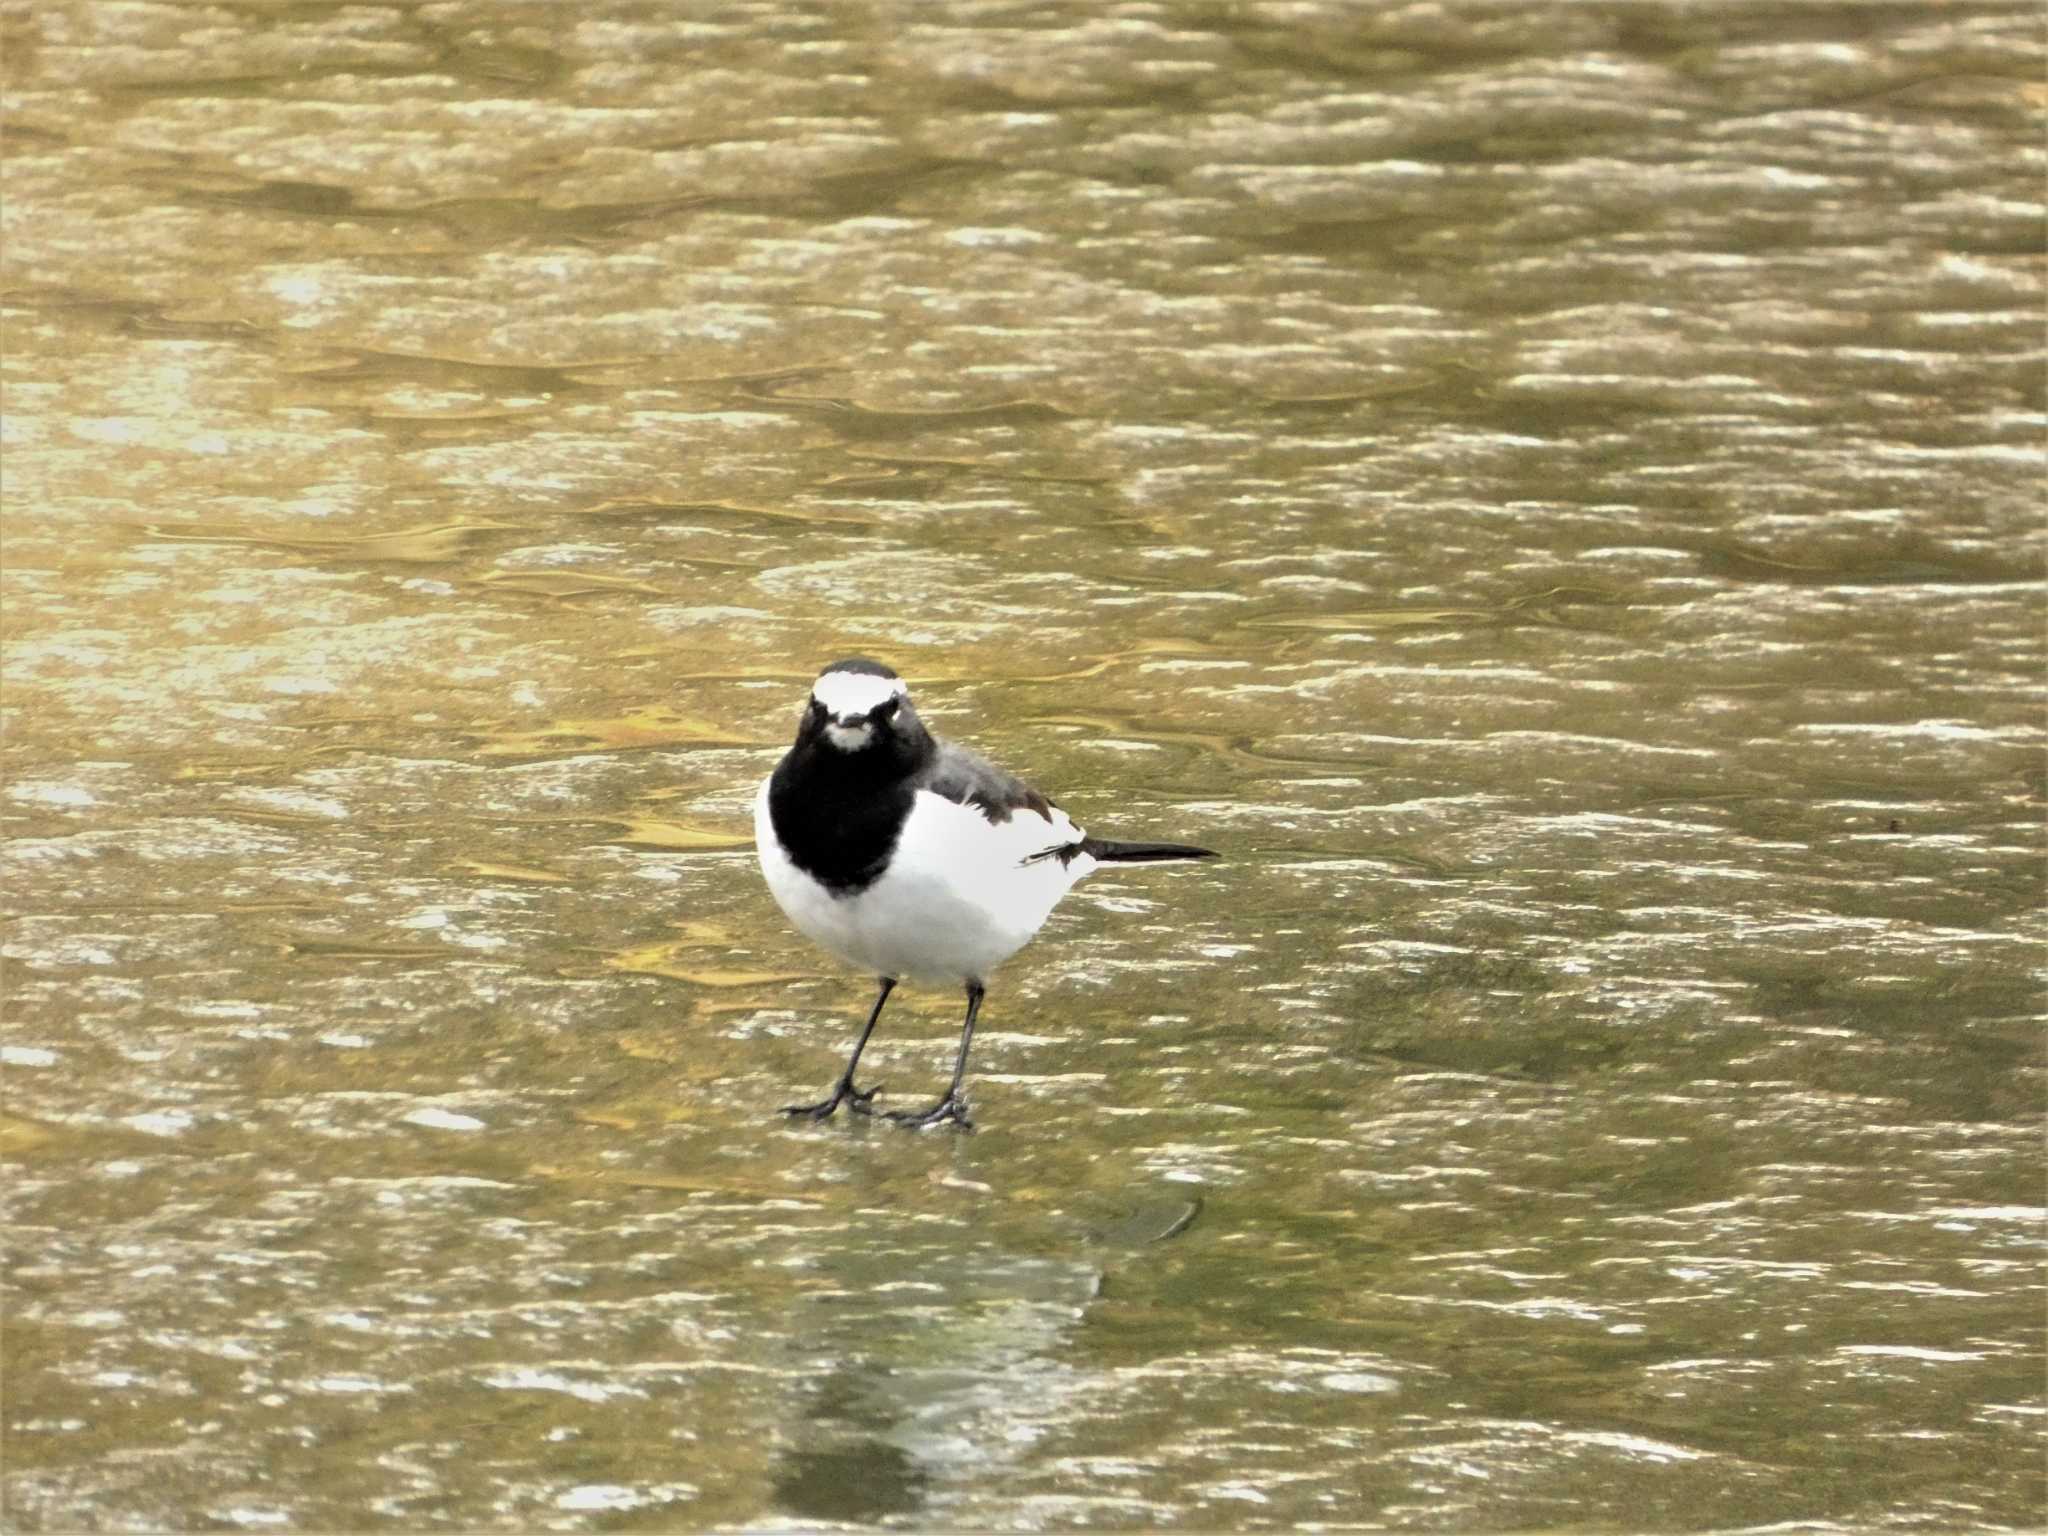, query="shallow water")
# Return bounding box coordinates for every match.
[3,2,2043,1530]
